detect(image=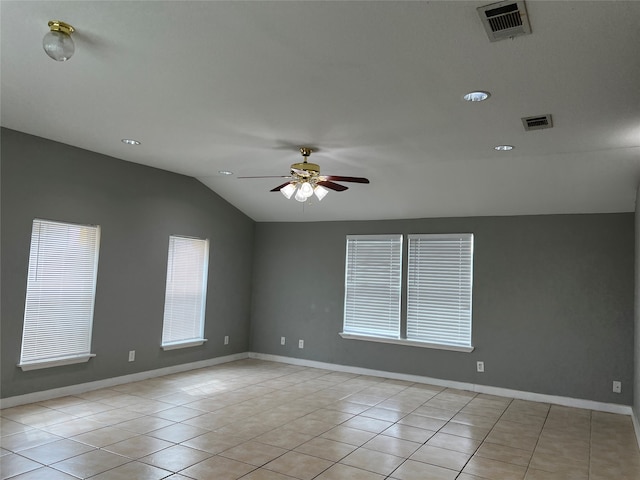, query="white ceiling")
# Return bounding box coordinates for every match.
[2,1,639,222]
